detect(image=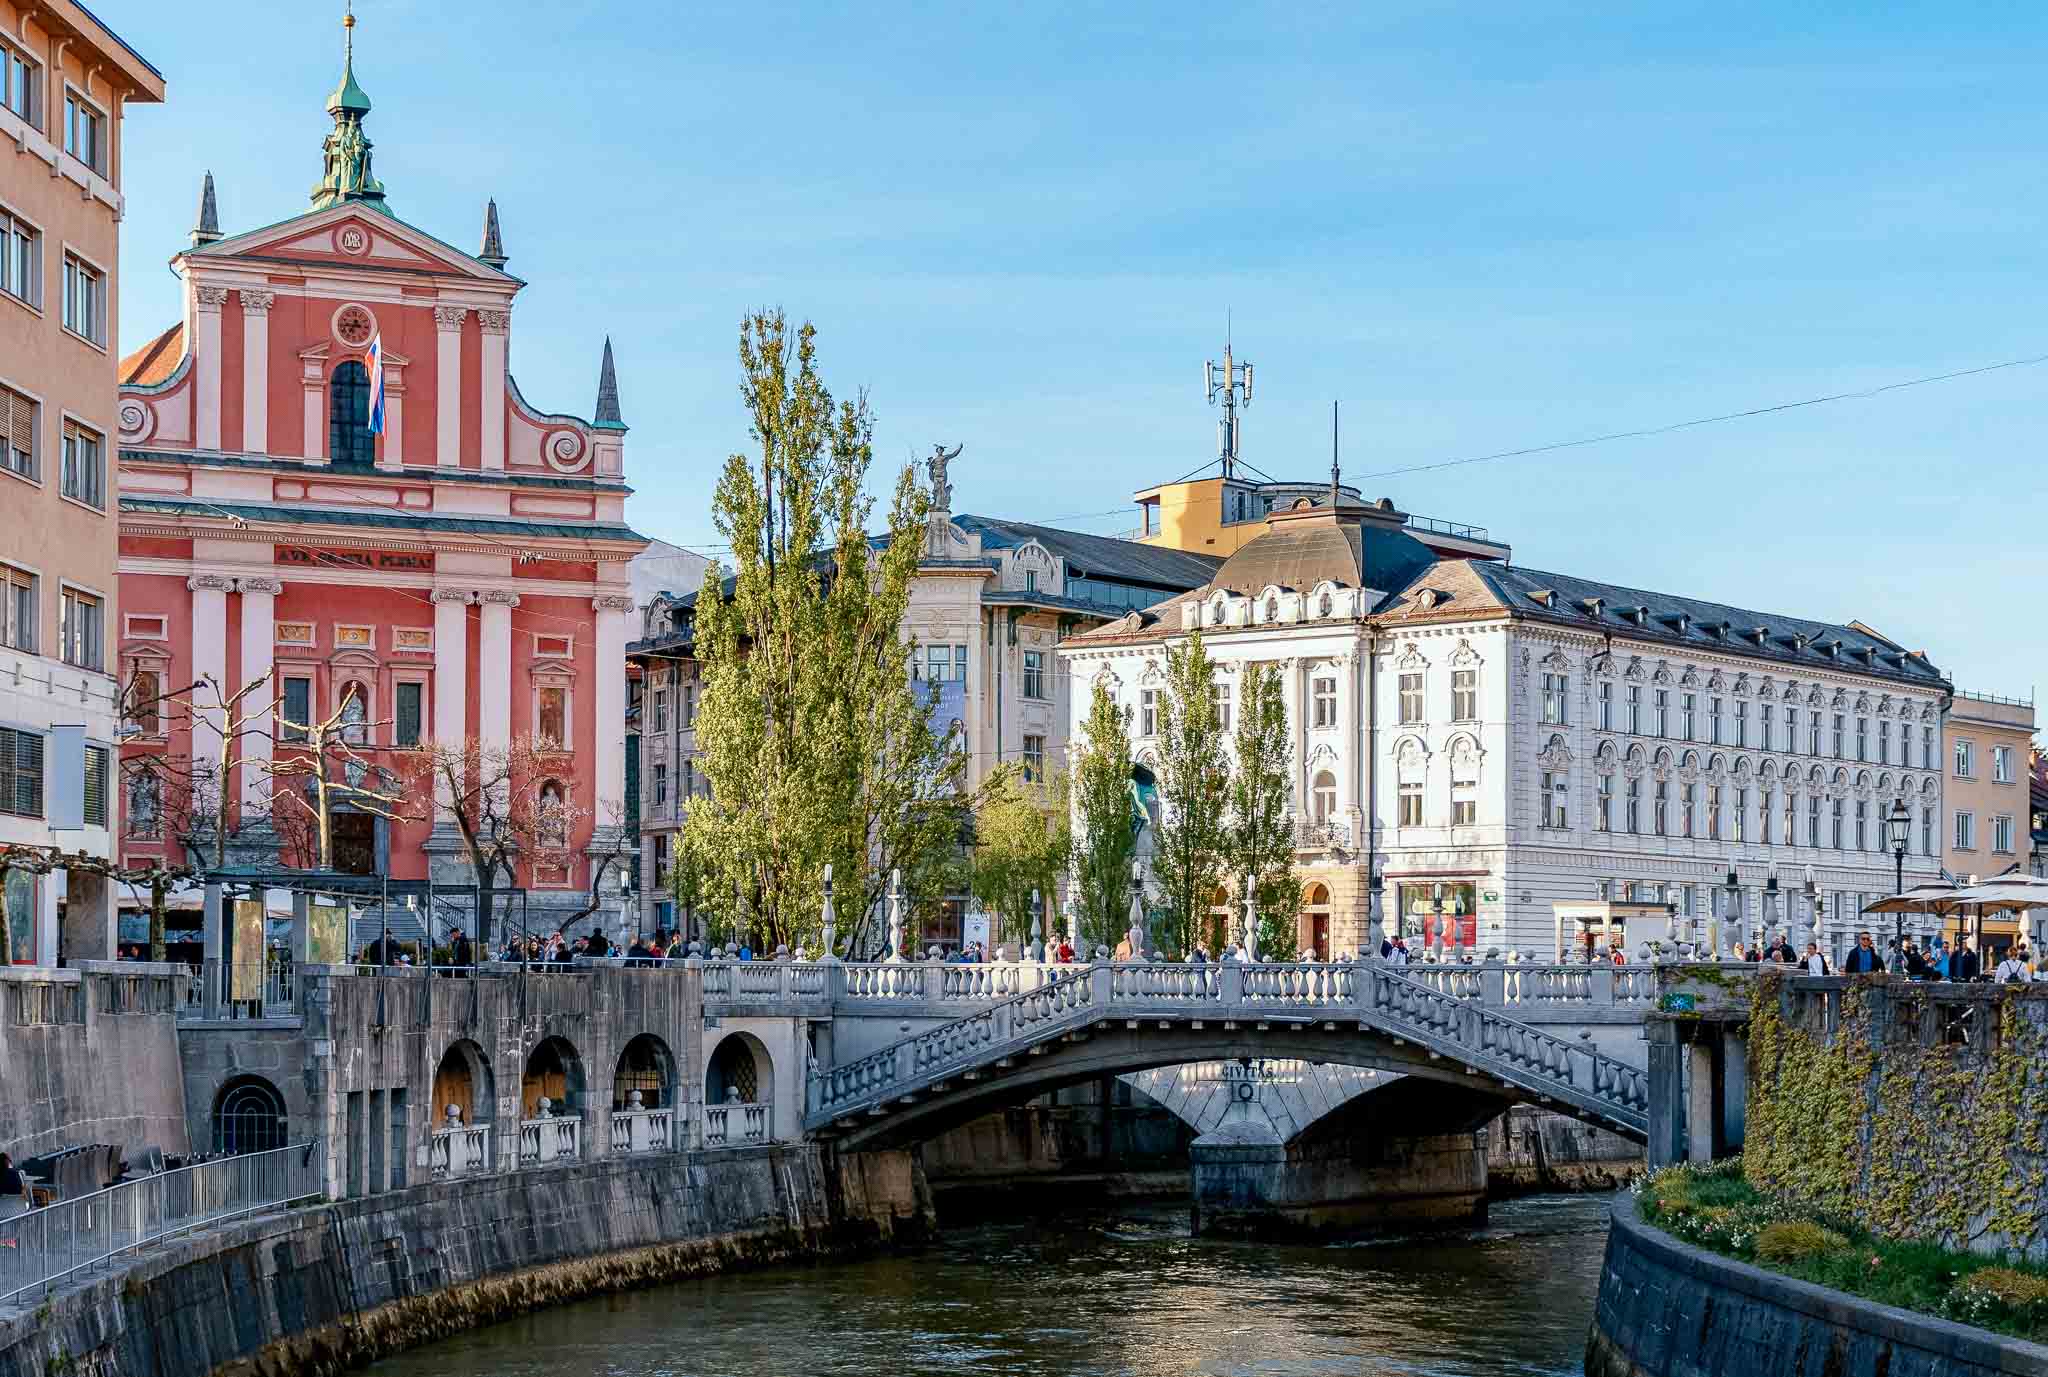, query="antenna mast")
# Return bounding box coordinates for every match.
[1204,329,1253,481]
[1330,399,1340,505]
